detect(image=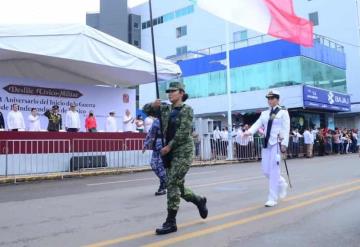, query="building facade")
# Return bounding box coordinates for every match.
[87,0,142,48]
[131,0,360,129]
